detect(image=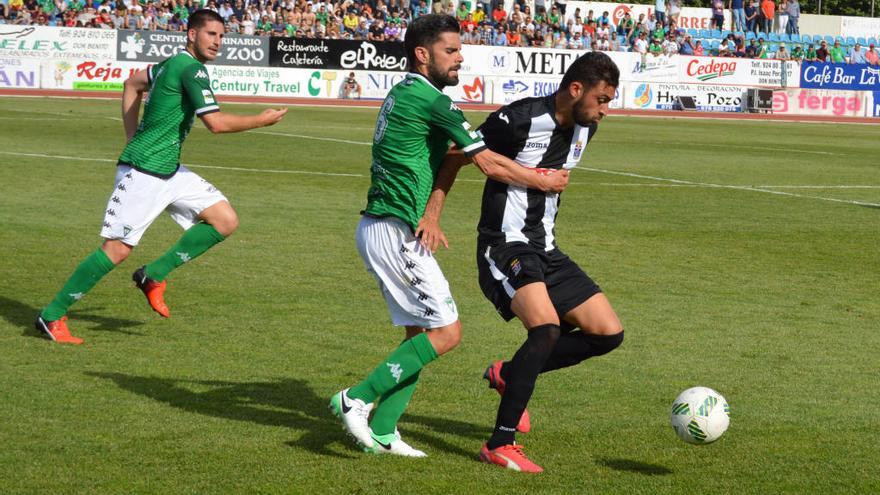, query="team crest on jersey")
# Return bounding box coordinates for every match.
[573,140,584,159]
[202,89,215,104]
[195,69,208,79]
[510,258,521,276]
